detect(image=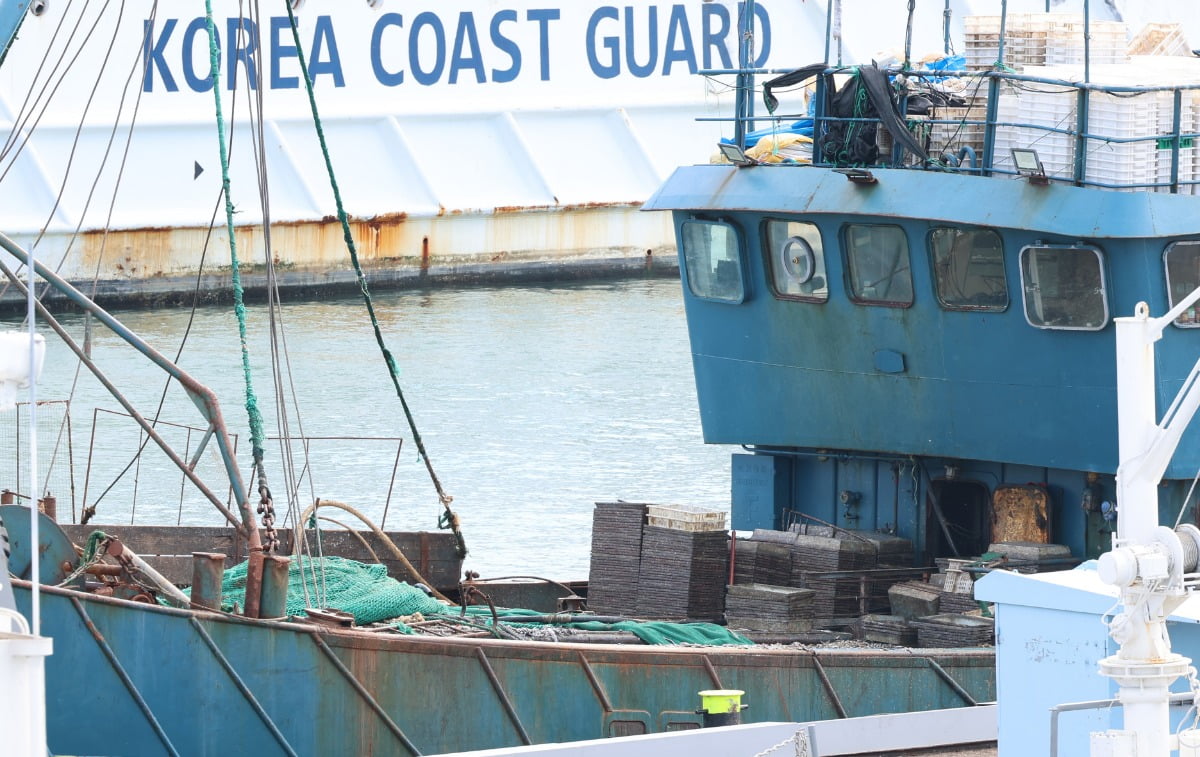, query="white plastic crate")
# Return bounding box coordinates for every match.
[645,504,727,532]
